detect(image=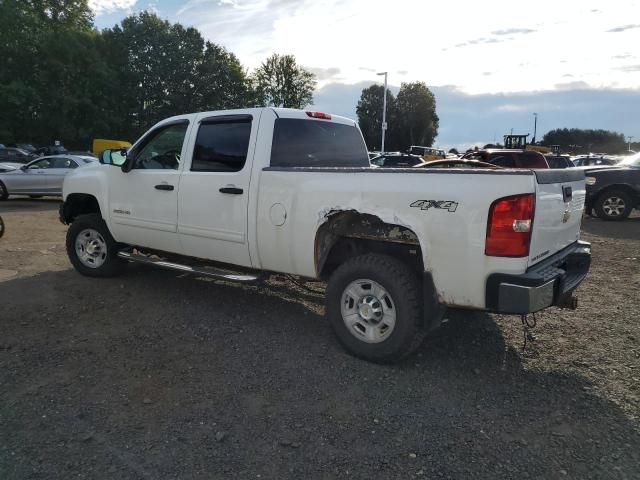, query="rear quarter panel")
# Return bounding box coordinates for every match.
[255,168,537,308]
